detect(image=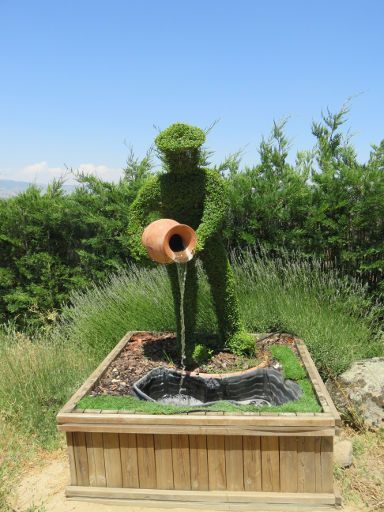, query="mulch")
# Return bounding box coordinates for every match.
[91,331,299,397]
